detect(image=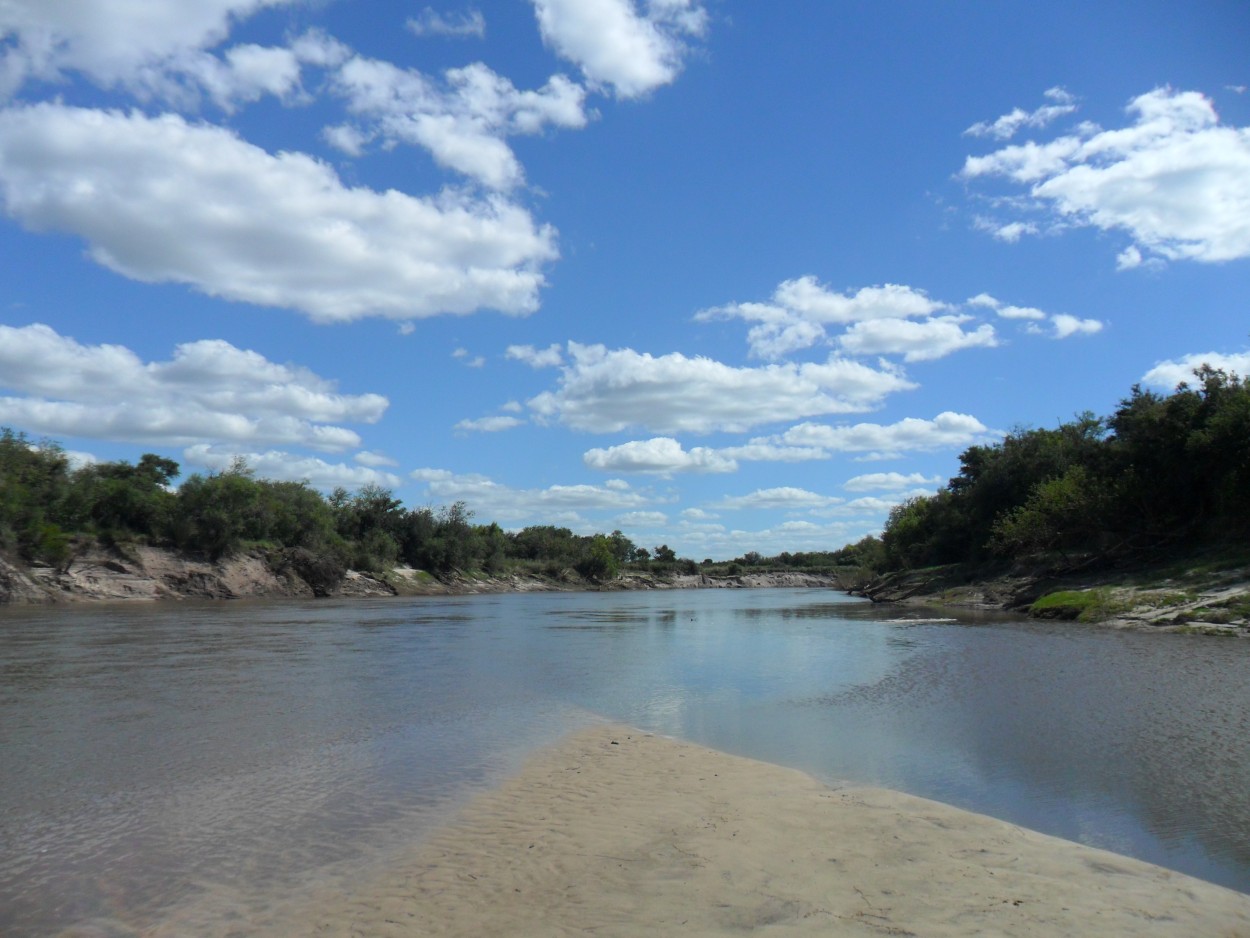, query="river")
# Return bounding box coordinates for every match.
[2,588,1249,935]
